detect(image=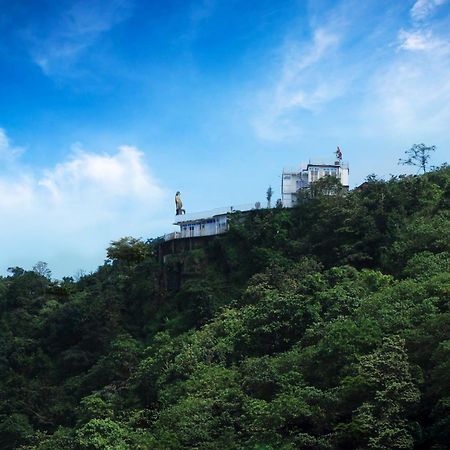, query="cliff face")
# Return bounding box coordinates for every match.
[1,167,449,450]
